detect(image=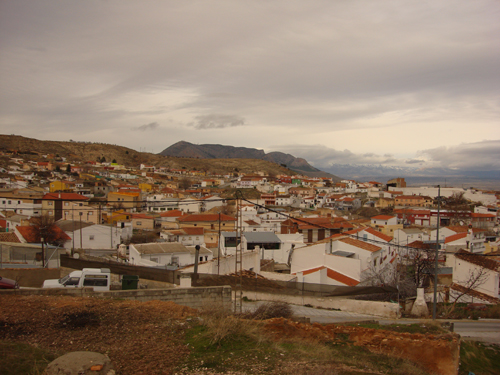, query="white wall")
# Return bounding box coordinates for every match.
[447,254,499,301]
